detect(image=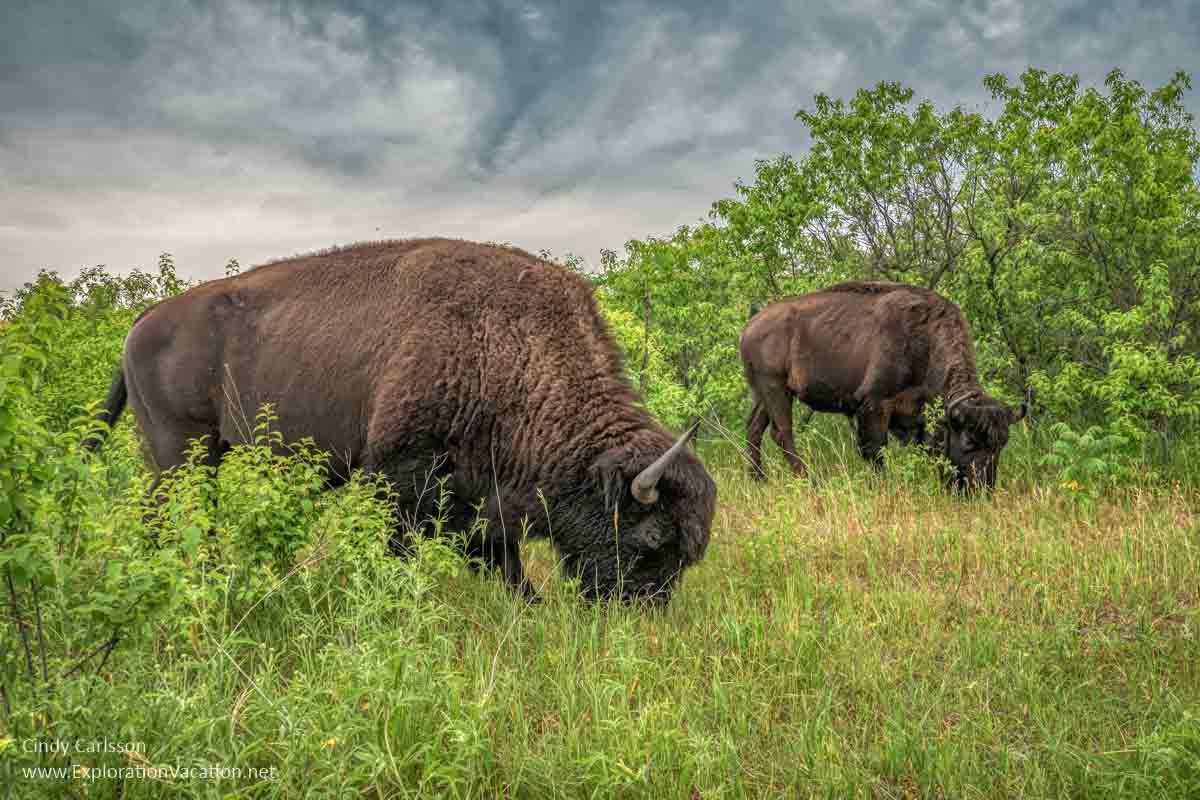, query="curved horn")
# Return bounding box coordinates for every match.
[1013,385,1034,422]
[945,390,977,415]
[631,421,700,505]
